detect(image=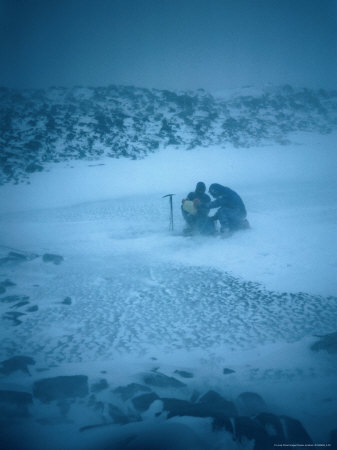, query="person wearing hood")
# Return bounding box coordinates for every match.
[208,183,249,235]
[181,182,214,235]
